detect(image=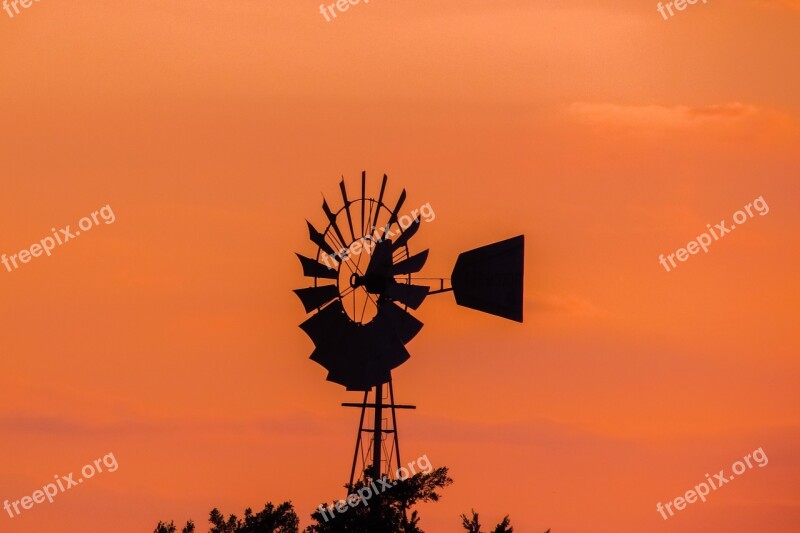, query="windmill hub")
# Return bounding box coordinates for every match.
[350,272,381,292]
